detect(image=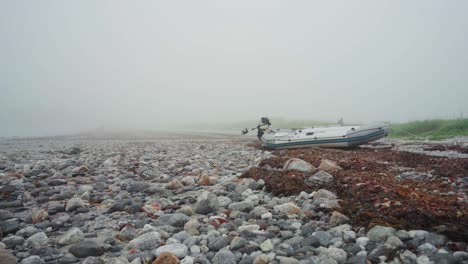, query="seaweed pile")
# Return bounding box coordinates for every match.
[241,144,468,242]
